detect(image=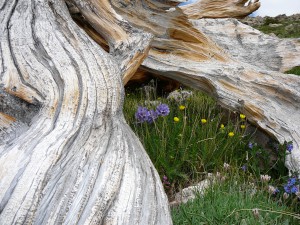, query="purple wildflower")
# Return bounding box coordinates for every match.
[291,186,299,194]
[241,165,247,171]
[248,142,253,149]
[162,175,170,188]
[135,106,150,123]
[284,177,299,194]
[287,143,293,152]
[288,178,297,186]
[284,185,299,194]
[147,109,158,123]
[156,104,170,116]
[284,185,290,193]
